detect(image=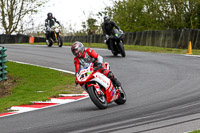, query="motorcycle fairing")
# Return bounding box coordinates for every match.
[77,67,92,82]
[106,83,119,103]
[111,89,120,102]
[76,62,122,105]
[91,72,110,89]
[91,72,118,103]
